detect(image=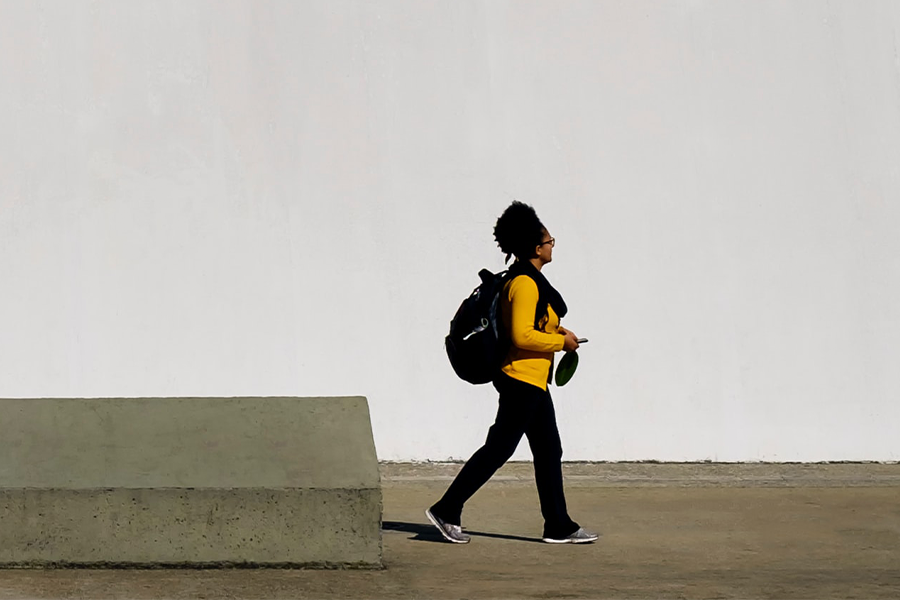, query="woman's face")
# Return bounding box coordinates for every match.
[535,229,555,264]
